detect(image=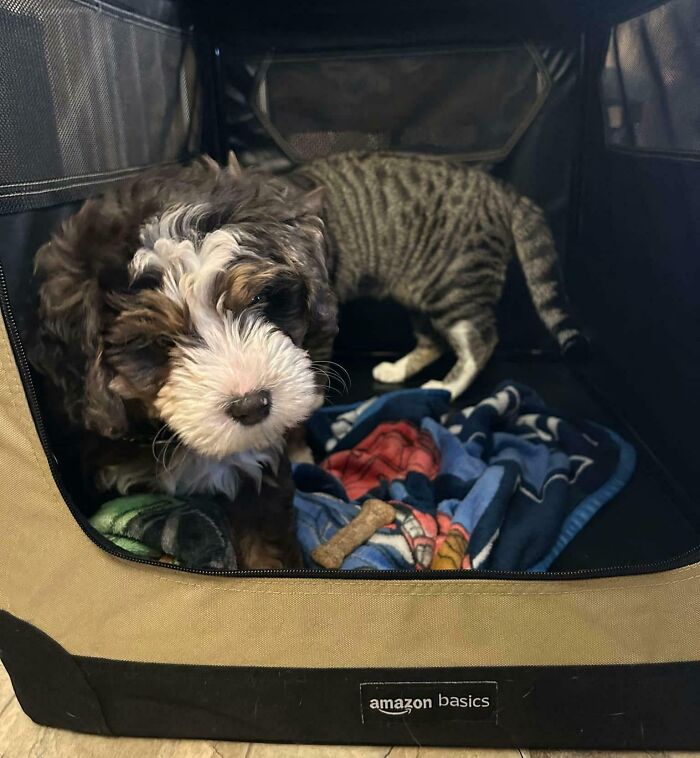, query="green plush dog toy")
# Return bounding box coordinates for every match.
[90,493,237,569]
